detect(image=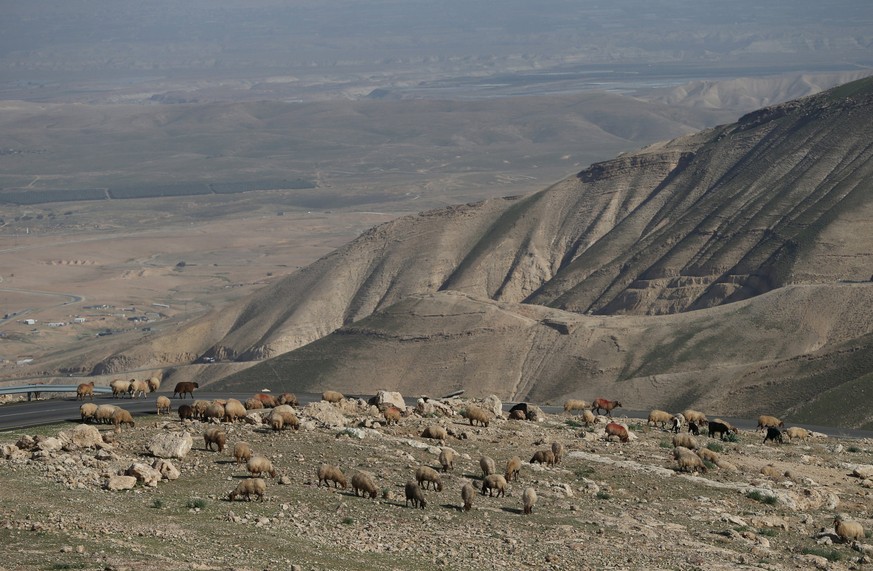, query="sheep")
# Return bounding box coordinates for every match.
[253,393,278,408]
[785,426,811,442]
[834,514,865,543]
[80,402,98,423]
[563,399,589,414]
[267,406,299,431]
[696,447,720,464]
[763,427,784,444]
[203,427,227,452]
[223,399,247,423]
[172,381,199,399]
[461,483,475,511]
[482,474,507,497]
[647,409,673,429]
[422,425,448,441]
[128,379,149,399]
[229,478,266,502]
[405,480,427,509]
[508,409,527,421]
[580,409,597,427]
[522,487,537,515]
[682,409,708,427]
[551,442,565,464]
[480,456,497,477]
[673,446,707,473]
[671,414,684,434]
[245,397,264,410]
[156,396,172,416]
[591,398,622,417]
[672,433,699,450]
[191,400,211,420]
[415,466,443,491]
[233,442,253,466]
[95,404,118,424]
[439,448,456,472]
[505,456,522,482]
[530,450,556,466]
[351,471,378,498]
[278,392,299,406]
[146,376,161,392]
[760,464,784,480]
[383,406,403,425]
[322,390,344,404]
[76,382,95,401]
[109,379,131,398]
[463,405,492,427]
[246,455,277,478]
[203,402,225,423]
[757,415,784,431]
[687,421,700,436]
[708,419,737,441]
[316,464,348,489]
[111,408,135,432]
[178,404,194,421]
[605,422,629,443]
